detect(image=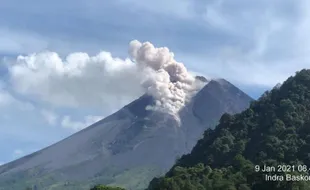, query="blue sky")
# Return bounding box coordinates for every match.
[0,0,310,165]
